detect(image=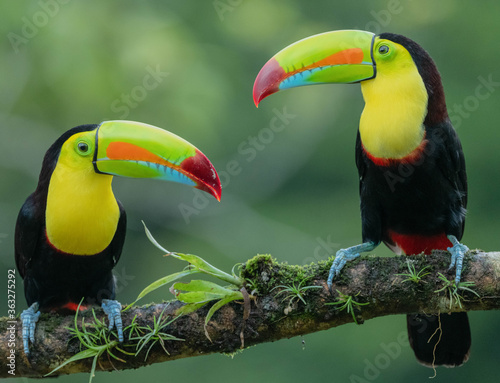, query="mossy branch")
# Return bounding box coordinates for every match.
[2,250,500,379]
